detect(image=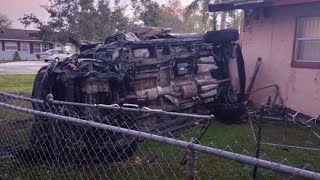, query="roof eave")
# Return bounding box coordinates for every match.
[0,38,50,42]
[208,1,272,12]
[208,0,320,12]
